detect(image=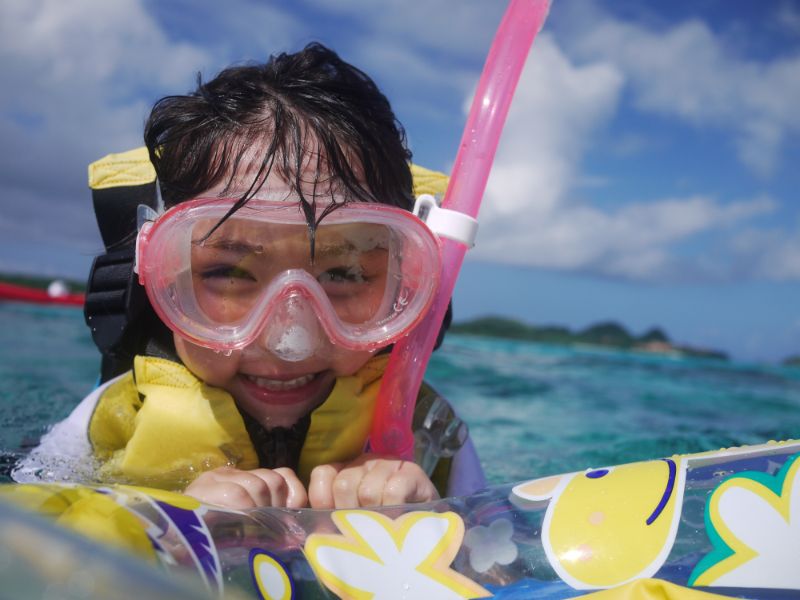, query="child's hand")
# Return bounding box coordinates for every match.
[308,454,440,509]
[184,466,308,509]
